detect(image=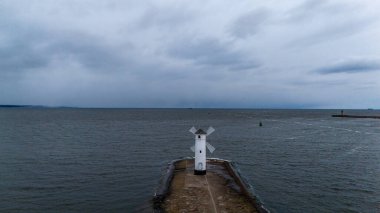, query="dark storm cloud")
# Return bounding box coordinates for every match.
[0,41,48,73]
[167,37,259,71]
[47,34,132,72]
[0,21,50,74]
[0,19,133,76]
[229,8,270,38]
[315,58,380,74]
